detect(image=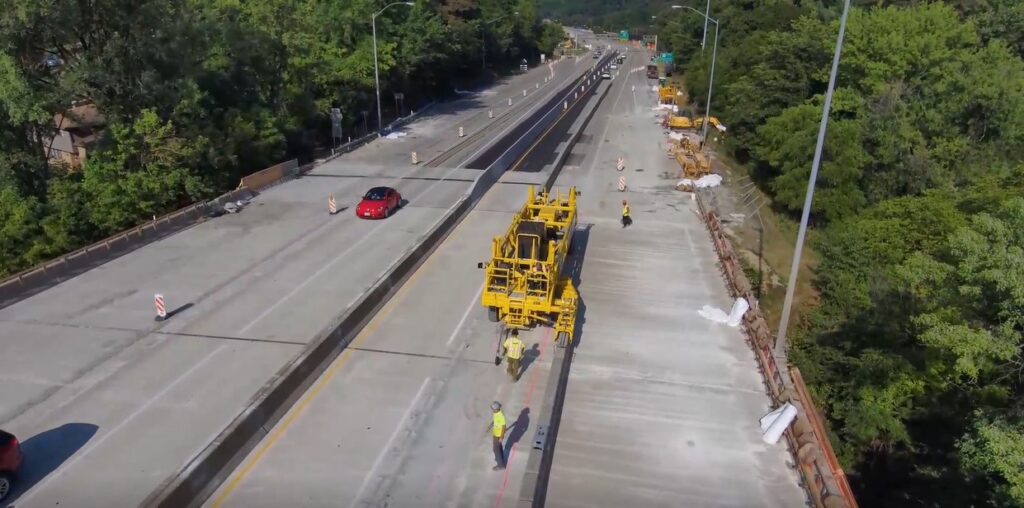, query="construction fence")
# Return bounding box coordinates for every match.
[693,190,858,508]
